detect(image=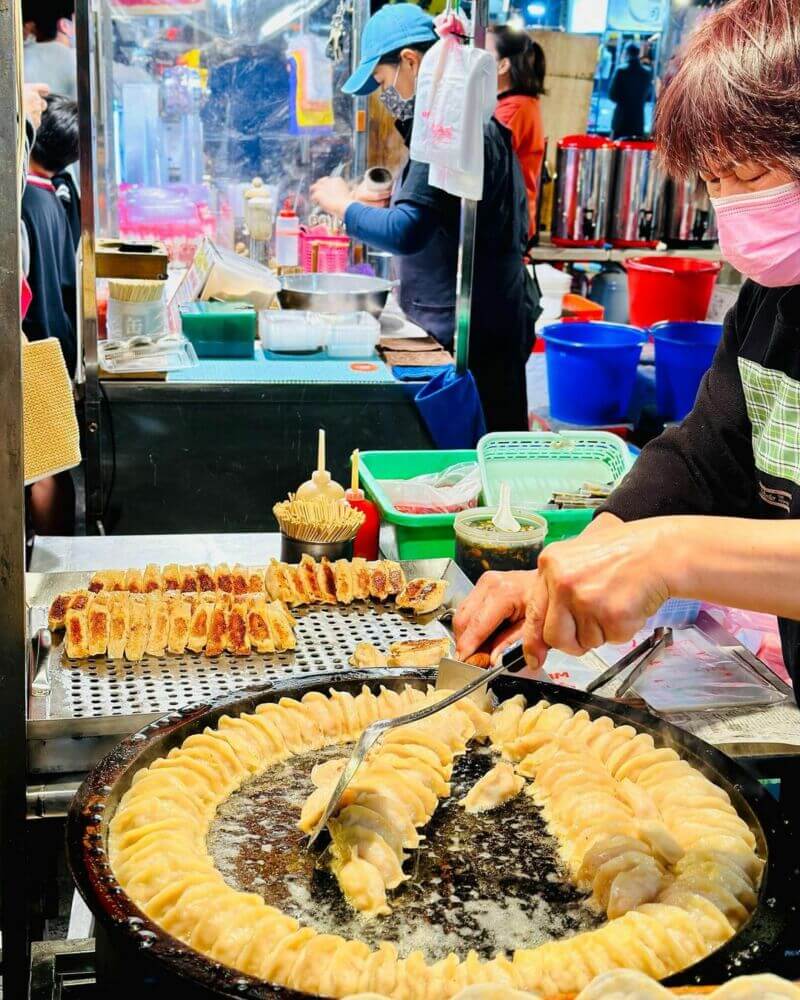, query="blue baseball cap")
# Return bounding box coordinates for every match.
[343,3,438,97]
